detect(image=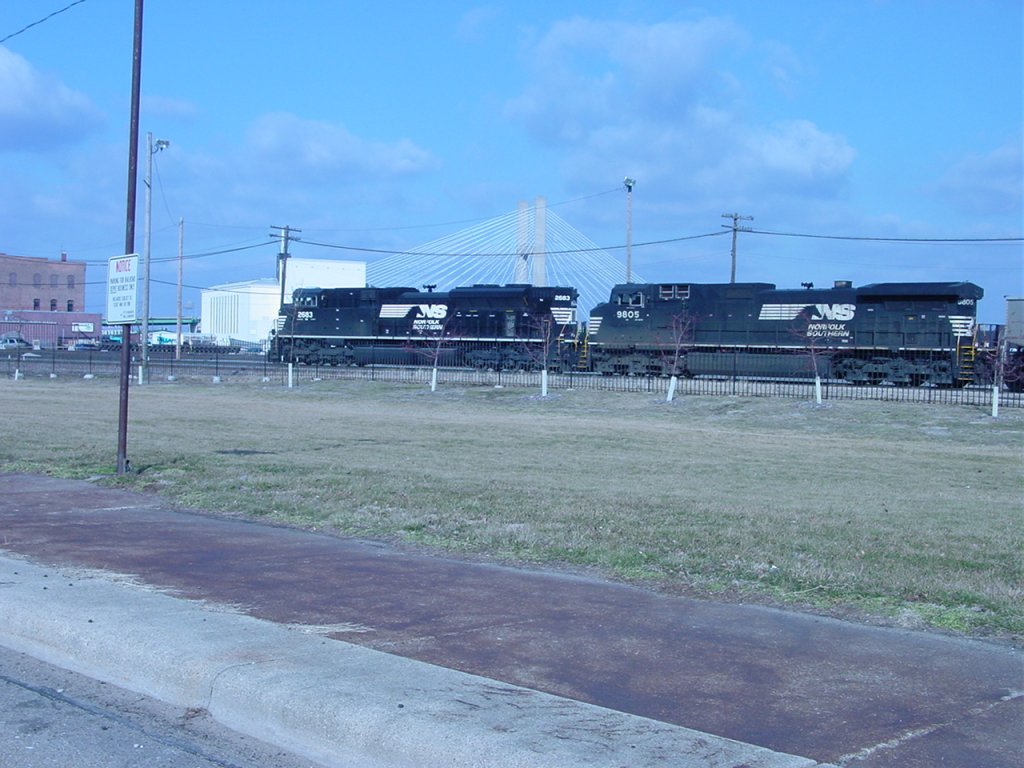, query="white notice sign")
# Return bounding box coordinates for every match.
[107,254,139,324]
